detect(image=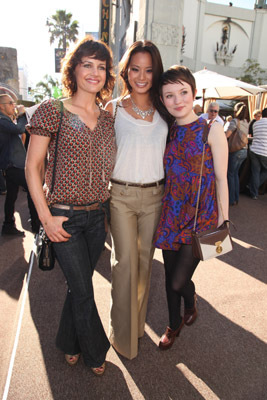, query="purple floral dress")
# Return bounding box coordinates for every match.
[154,117,218,251]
